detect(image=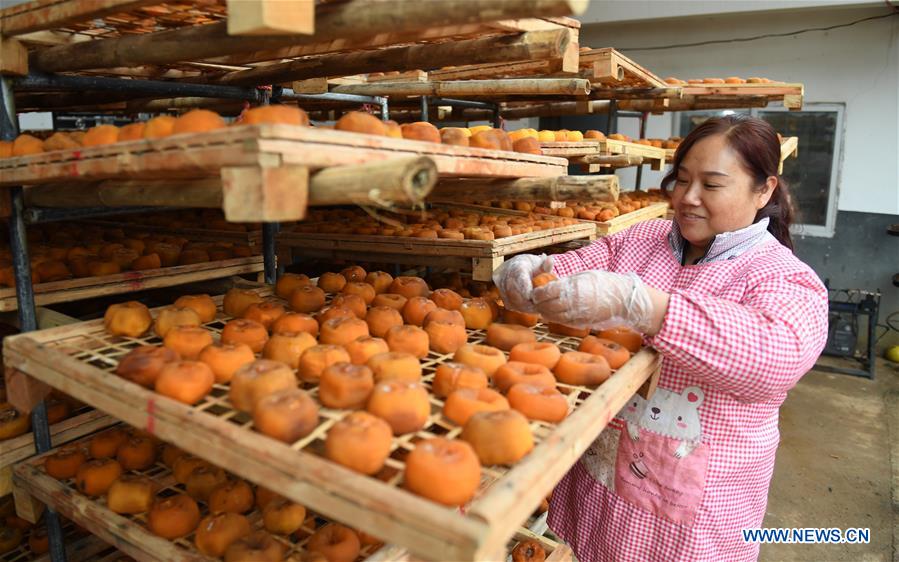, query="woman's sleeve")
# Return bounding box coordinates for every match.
[648,268,829,403]
[551,235,619,277]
